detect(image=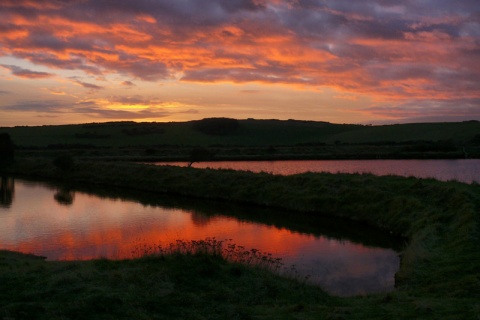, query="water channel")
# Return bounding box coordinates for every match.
[0,176,402,296]
[153,159,480,184]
